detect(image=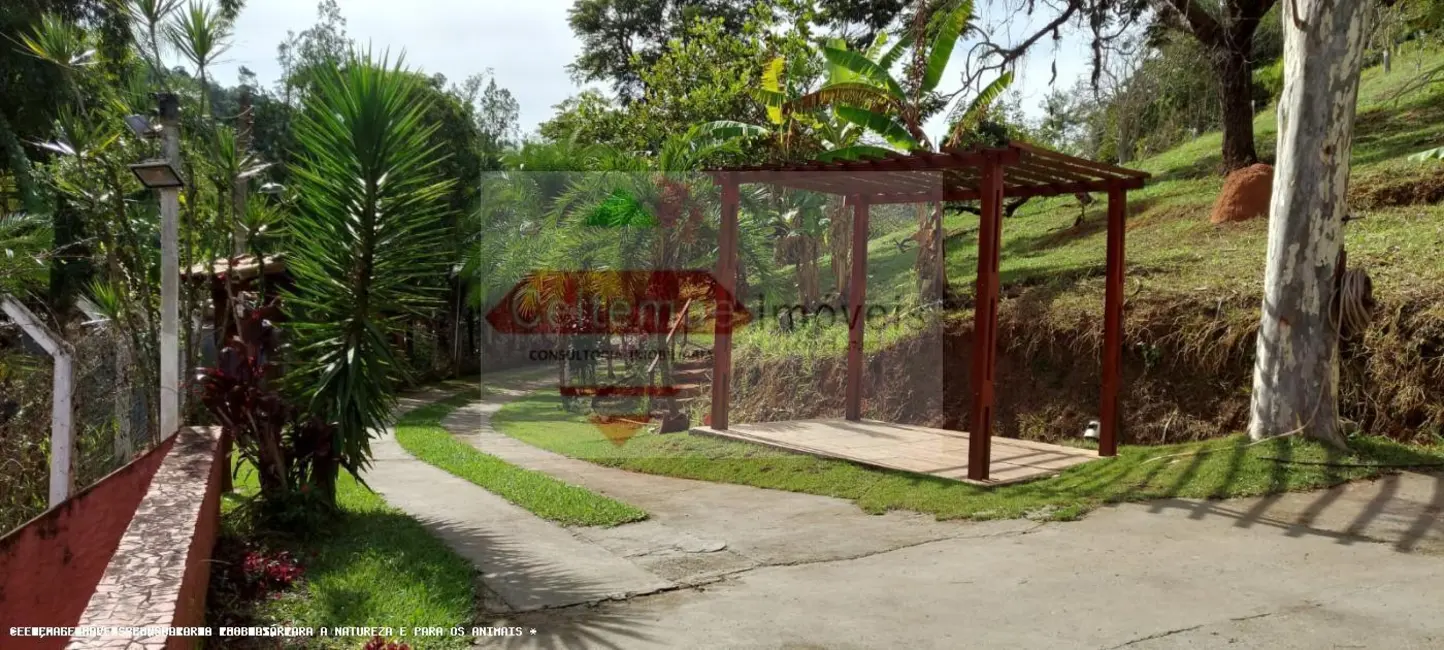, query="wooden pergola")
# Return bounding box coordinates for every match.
[706,141,1150,482]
